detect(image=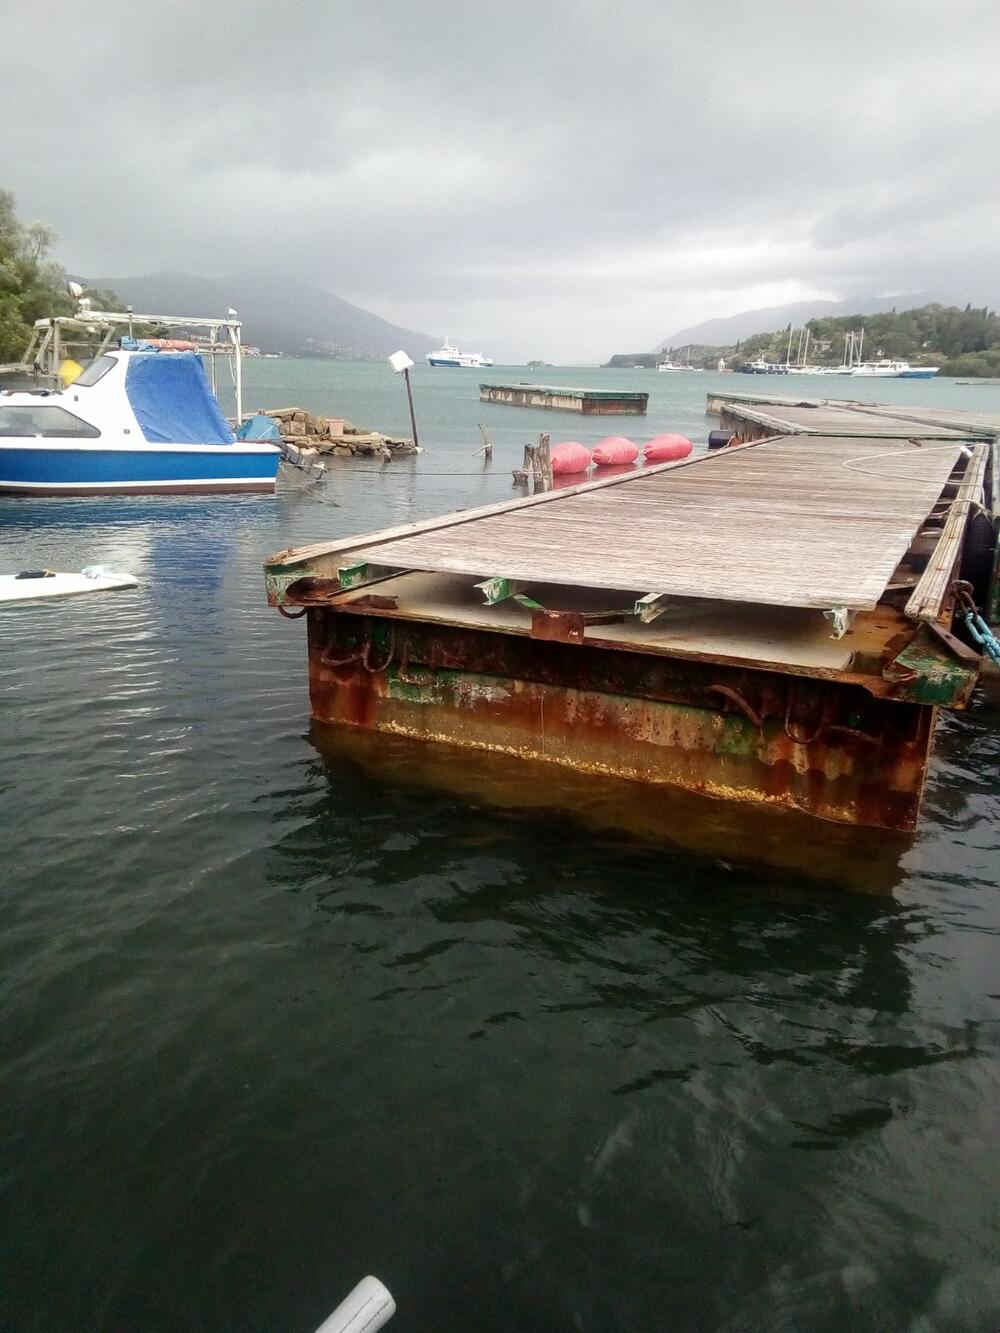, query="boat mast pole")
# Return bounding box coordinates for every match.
[233,318,243,426]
